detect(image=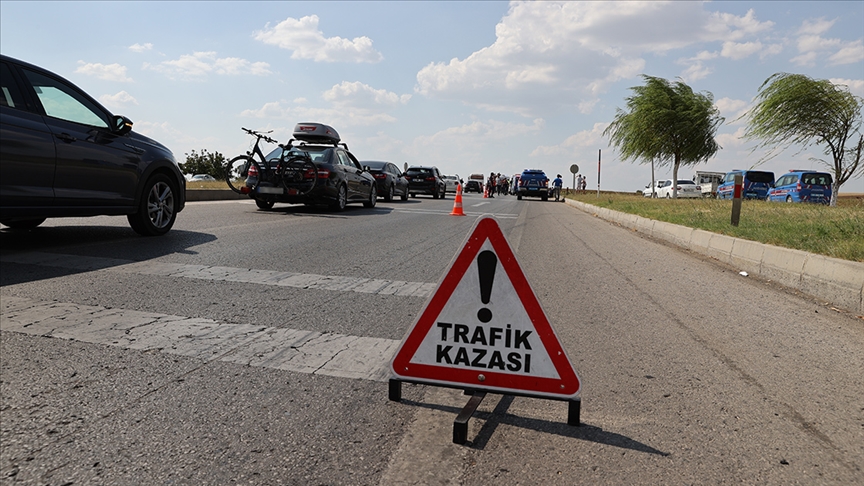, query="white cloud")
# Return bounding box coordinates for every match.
[413,119,545,152]
[715,97,749,123]
[797,17,836,36]
[145,52,271,79]
[75,61,132,82]
[129,43,153,53]
[680,62,713,83]
[828,40,864,66]
[830,78,864,97]
[99,91,138,109]
[240,81,409,127]
[721,41,764,60]
[531,122,608,157]
[715,126,747,150]
[254,15,383,63]
[322,81,411,109]
[792,18,863,67]
[415,2,775,117]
